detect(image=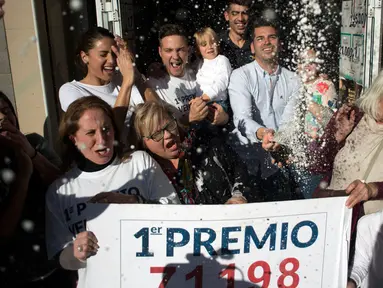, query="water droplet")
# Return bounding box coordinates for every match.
[32,245,40,252]
[21,220,35,232]
[69,0,83,11]
[1,168,15,184]
[77,142,87,150]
